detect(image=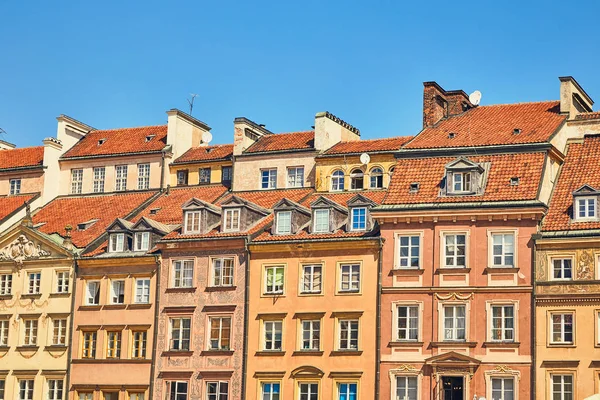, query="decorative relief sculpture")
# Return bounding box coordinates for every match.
[0,235,51,267]
[577,250,594,280]
[435,292,474,301]
[536,251,547,281]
